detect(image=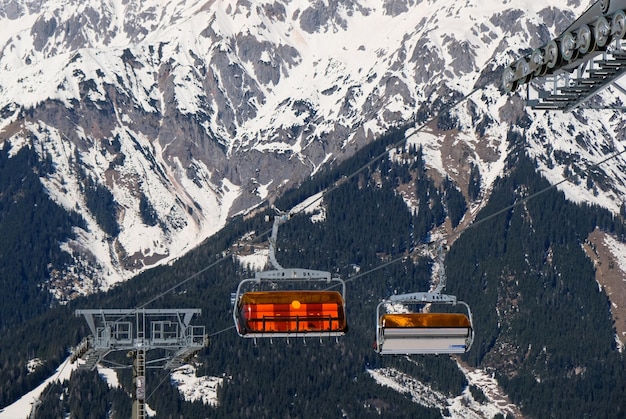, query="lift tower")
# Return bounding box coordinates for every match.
[73,308,208,419]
